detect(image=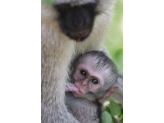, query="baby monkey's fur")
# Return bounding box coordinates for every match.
[66,51,118,123]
